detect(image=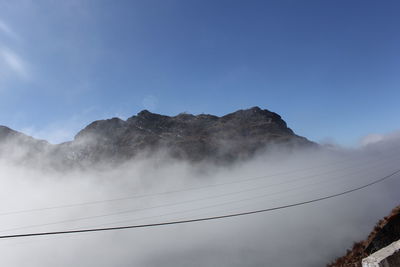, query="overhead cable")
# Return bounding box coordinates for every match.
[0,168,398,240]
